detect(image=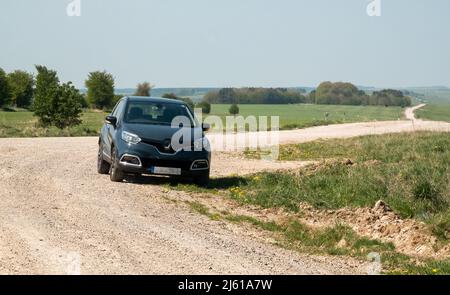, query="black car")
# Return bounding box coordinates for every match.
[97,96,211,185]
